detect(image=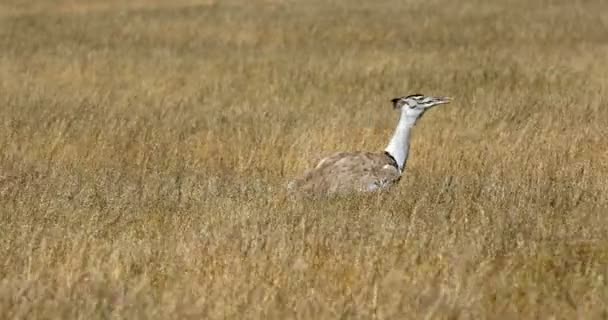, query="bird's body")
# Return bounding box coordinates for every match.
[289,94,452,197]
[289,151,401,195]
